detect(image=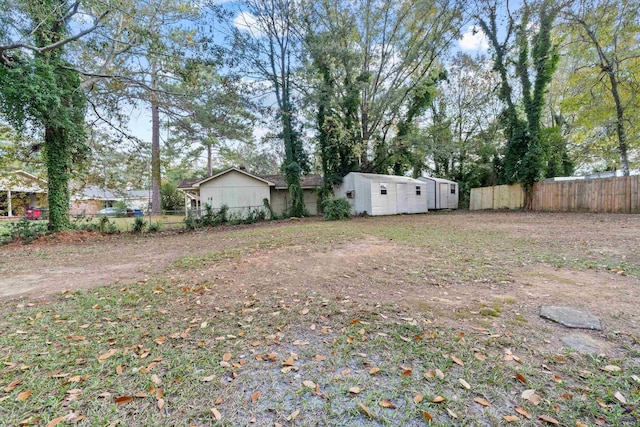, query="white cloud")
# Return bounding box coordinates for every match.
[459,26,489,52]
[233,11,268,38]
